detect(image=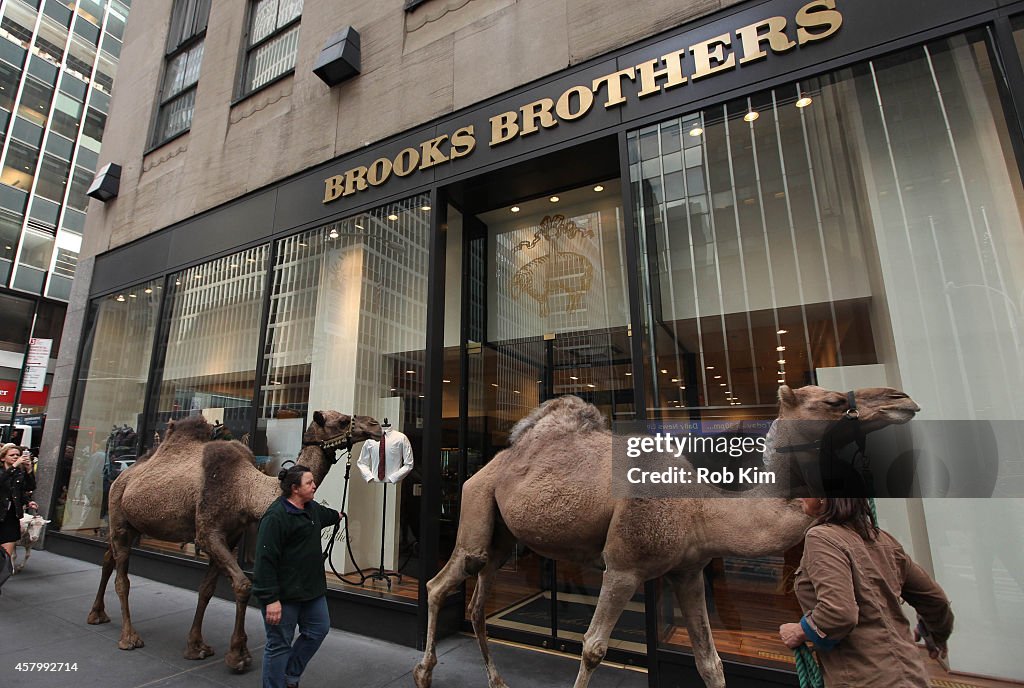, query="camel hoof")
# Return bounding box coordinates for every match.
[225,649,252,673]
[87,610,110,625]
[413,664,433,688]
[183,642,215,660]
[490,678,510,688]
[118,633,144,650]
